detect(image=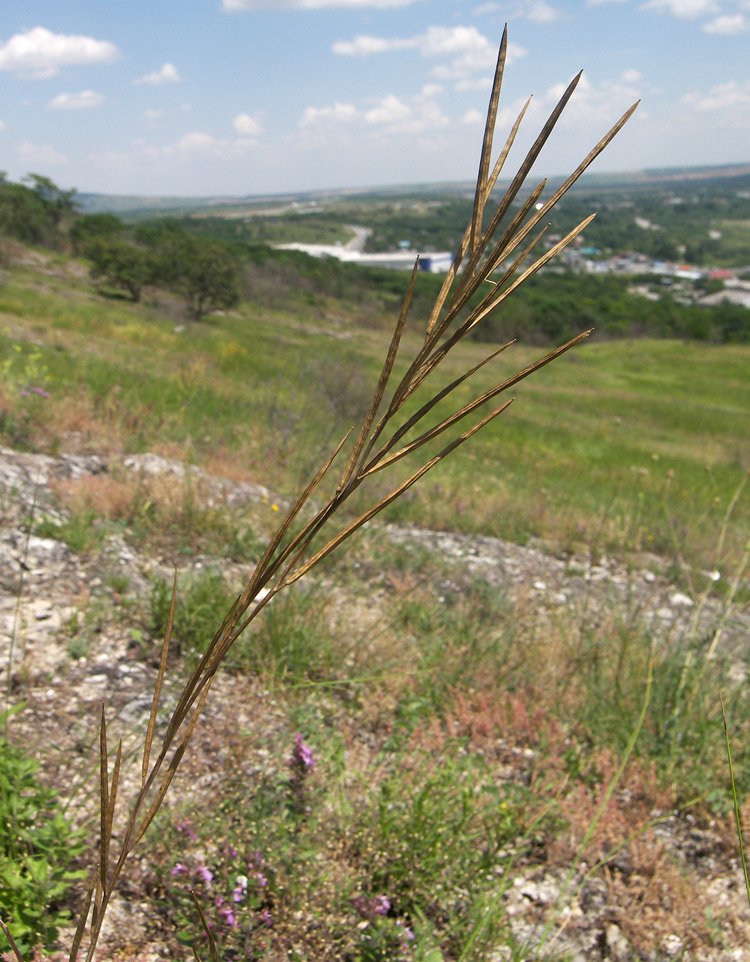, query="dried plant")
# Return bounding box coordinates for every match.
[0,26,639,962]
